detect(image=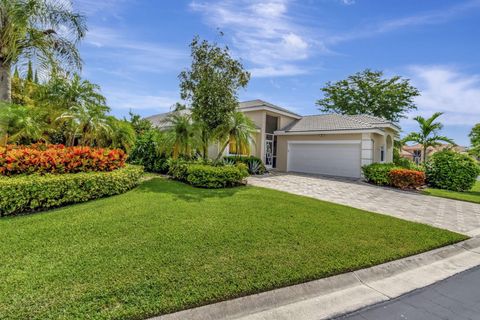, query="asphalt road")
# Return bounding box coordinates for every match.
[336,266,480,320]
